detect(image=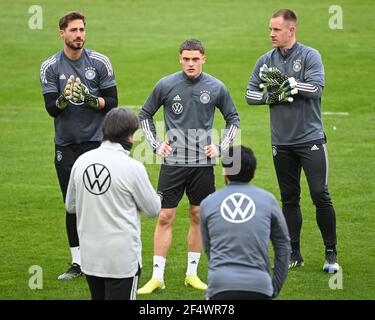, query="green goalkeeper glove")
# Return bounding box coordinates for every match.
[56,75,74,110]
[280,77,297,92]
[259,64,298,104]
[259,64,289,84]
[266,87,295,104]
[72,77,100,110]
